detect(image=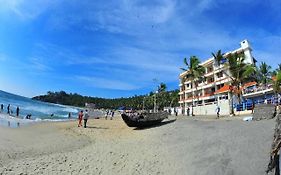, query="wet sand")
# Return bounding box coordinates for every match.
[0,115,275,175]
